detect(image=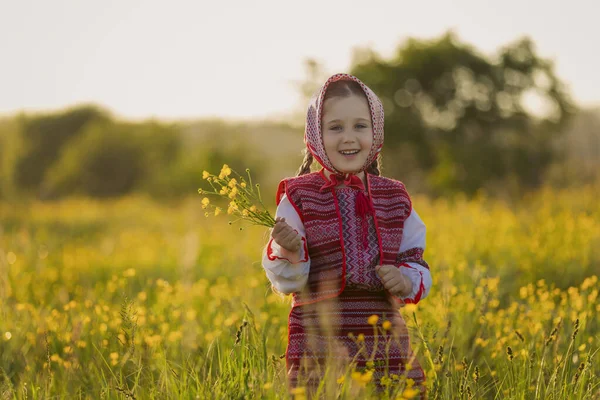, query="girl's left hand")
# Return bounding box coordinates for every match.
[375,265,412,297]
